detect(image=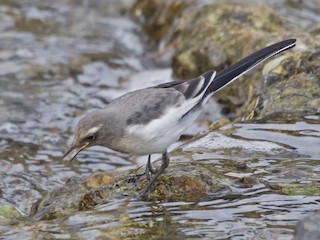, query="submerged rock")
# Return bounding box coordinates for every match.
[0,204,25,225]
